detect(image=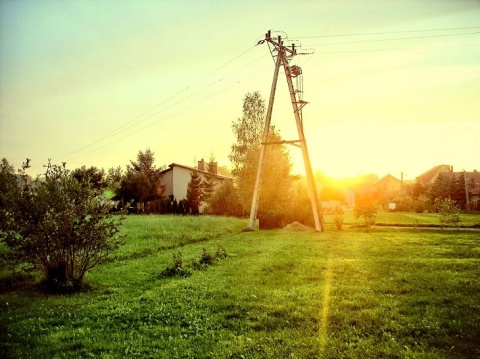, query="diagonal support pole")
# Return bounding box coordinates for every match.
[282,58,324,231]
[248,52,282,229]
